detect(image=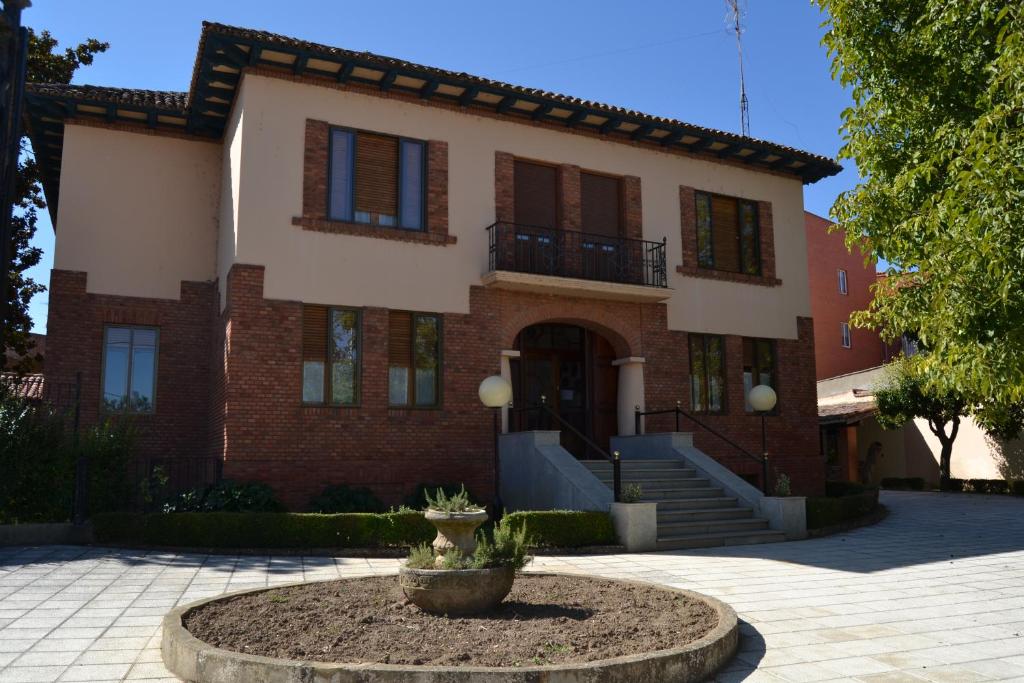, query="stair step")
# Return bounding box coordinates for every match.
[657,518,768,535]
[597,478,711,490]
[639,488,724,500]
[656,529,787,551]
[591,470,699,480]
[582,460,690,470]
[658,508,753,523]
[656,497,739,510]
